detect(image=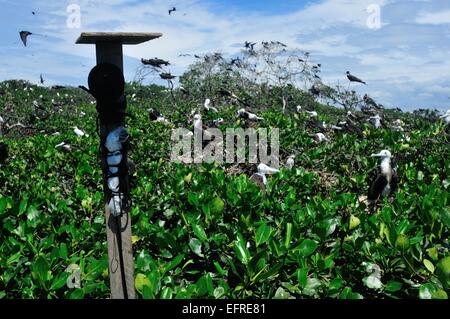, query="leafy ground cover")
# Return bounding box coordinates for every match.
[0,79,449,299]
